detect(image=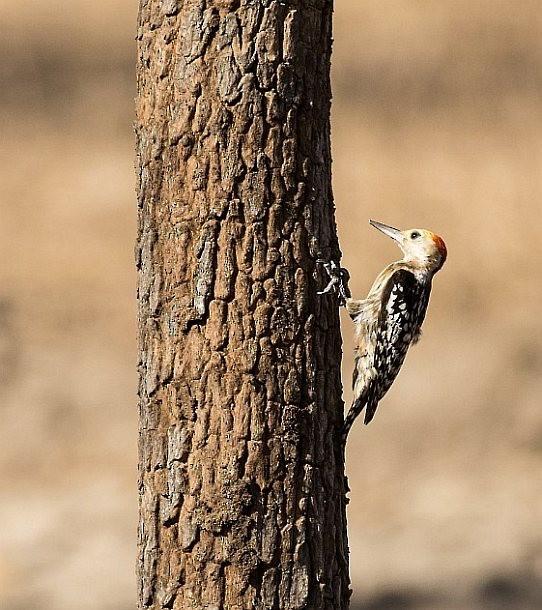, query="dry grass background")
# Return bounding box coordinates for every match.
[1,1,541,609]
